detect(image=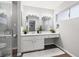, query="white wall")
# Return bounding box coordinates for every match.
[21,6,54,30]
[54,1,79,57]
[59,18,79,57]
